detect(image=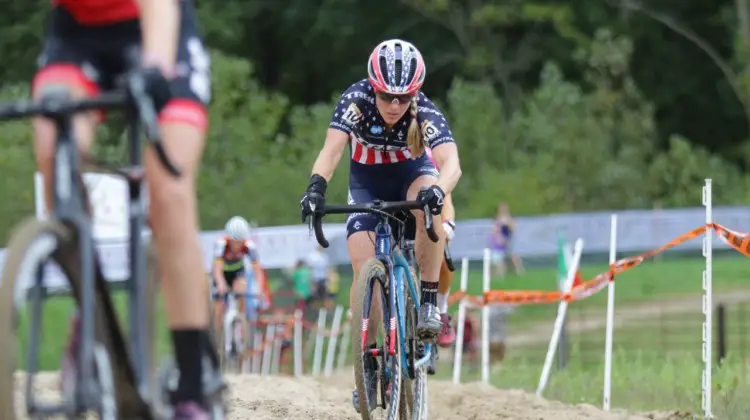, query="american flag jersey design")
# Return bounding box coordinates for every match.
[329,79,455,165]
